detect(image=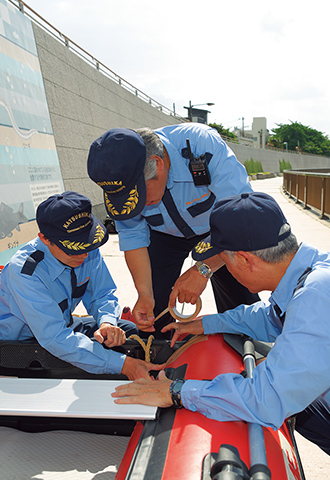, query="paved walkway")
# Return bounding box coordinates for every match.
[8,176,323,480]
[250,177,330,479]
[98,176,330,479]
[1,177,329,479]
